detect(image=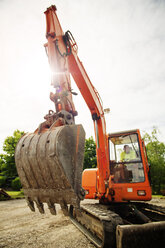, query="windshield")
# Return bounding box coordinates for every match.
[109,133,145,183]
[110,133,141,162]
